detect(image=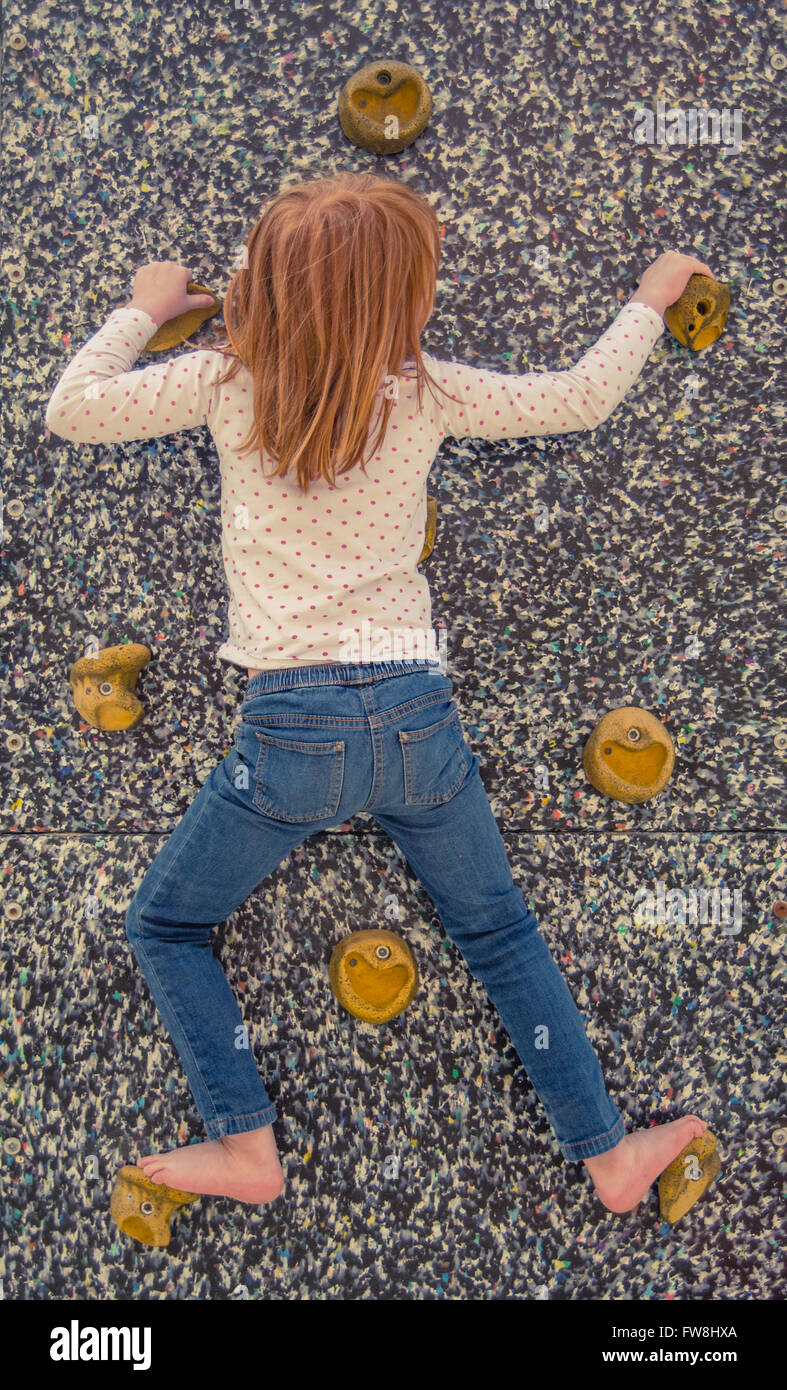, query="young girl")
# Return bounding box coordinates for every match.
[46,171,712,1214]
